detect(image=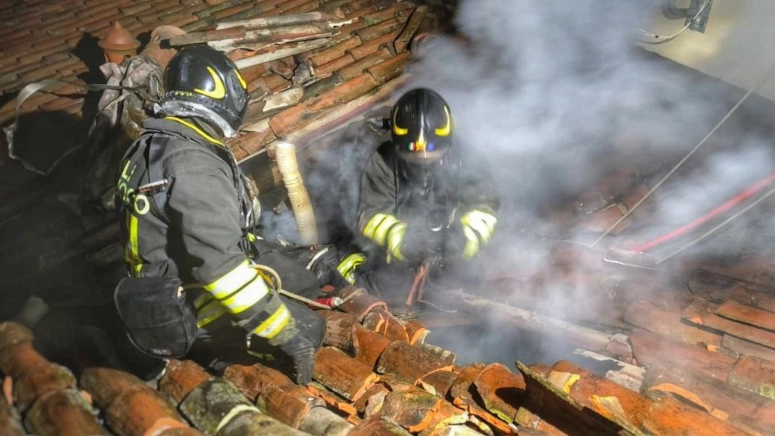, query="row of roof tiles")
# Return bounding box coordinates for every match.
[0,0,427,165]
